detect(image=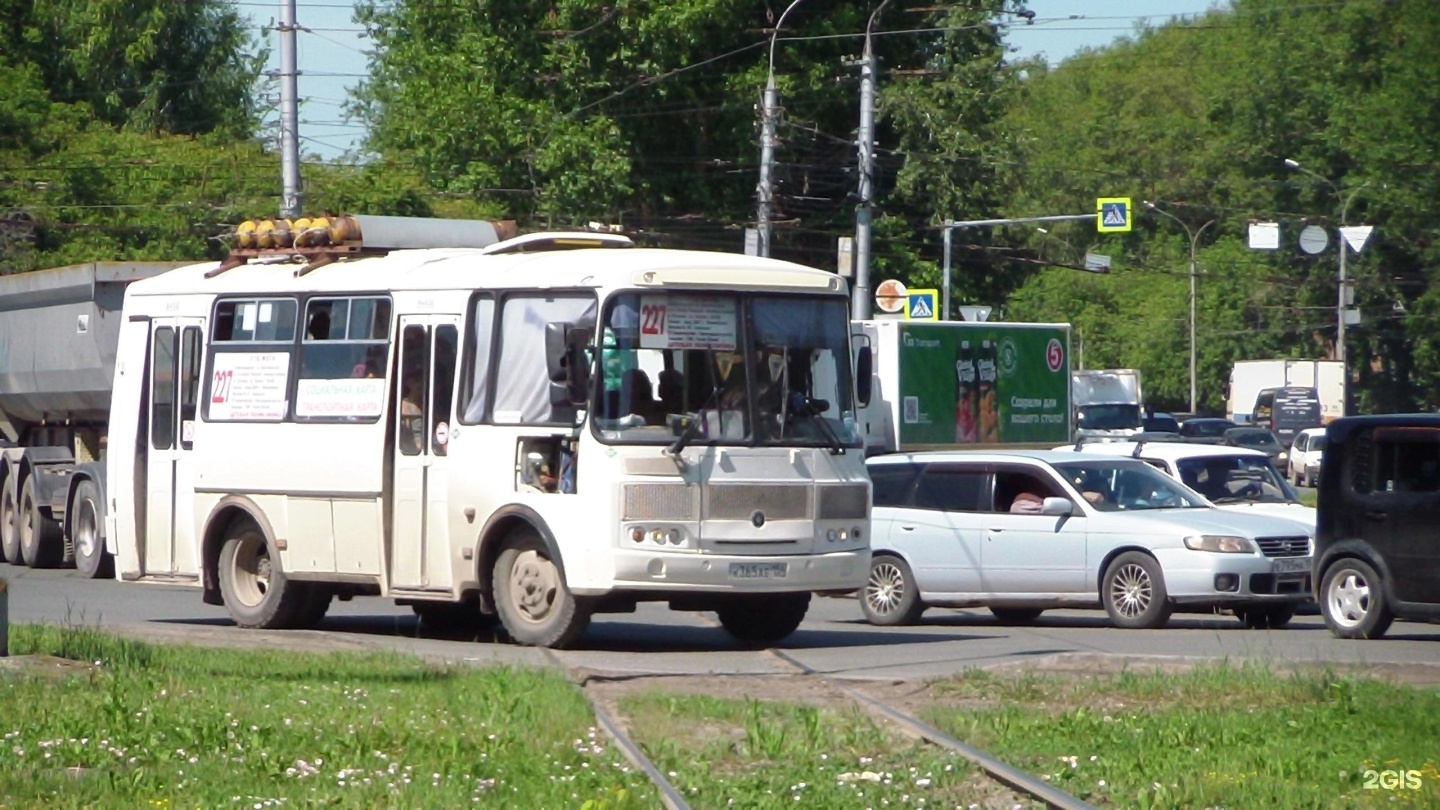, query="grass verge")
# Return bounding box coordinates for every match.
[619,688,1037,809]
[0,624,655,809]
[923,662,1440,808]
